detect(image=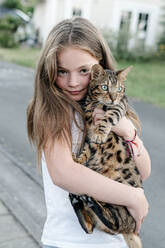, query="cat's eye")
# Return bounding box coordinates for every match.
[101,85,108,91]
[117,86,122,92]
